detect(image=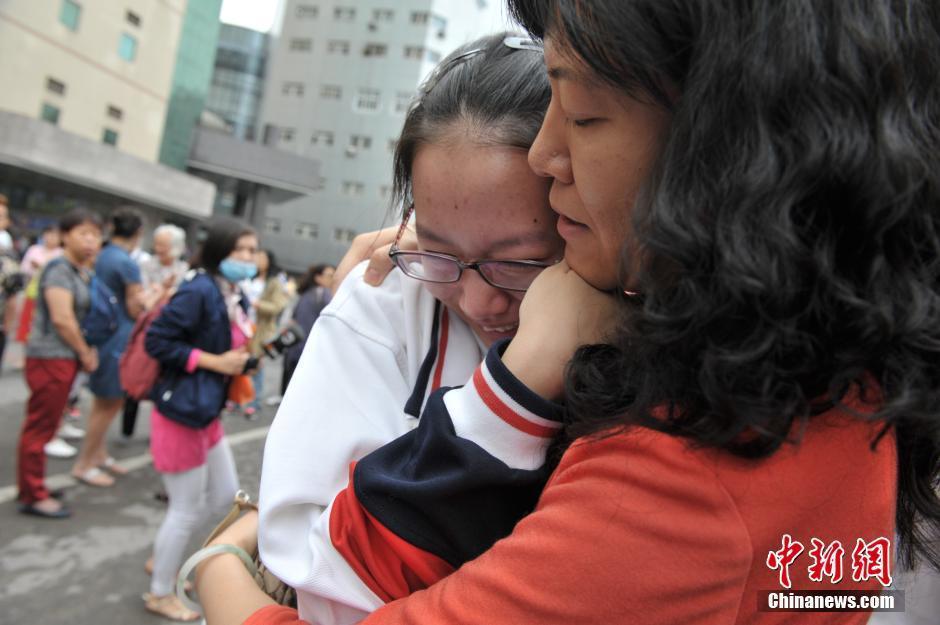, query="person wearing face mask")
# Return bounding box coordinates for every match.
[251,33,564,625]
[141,217,255,621]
